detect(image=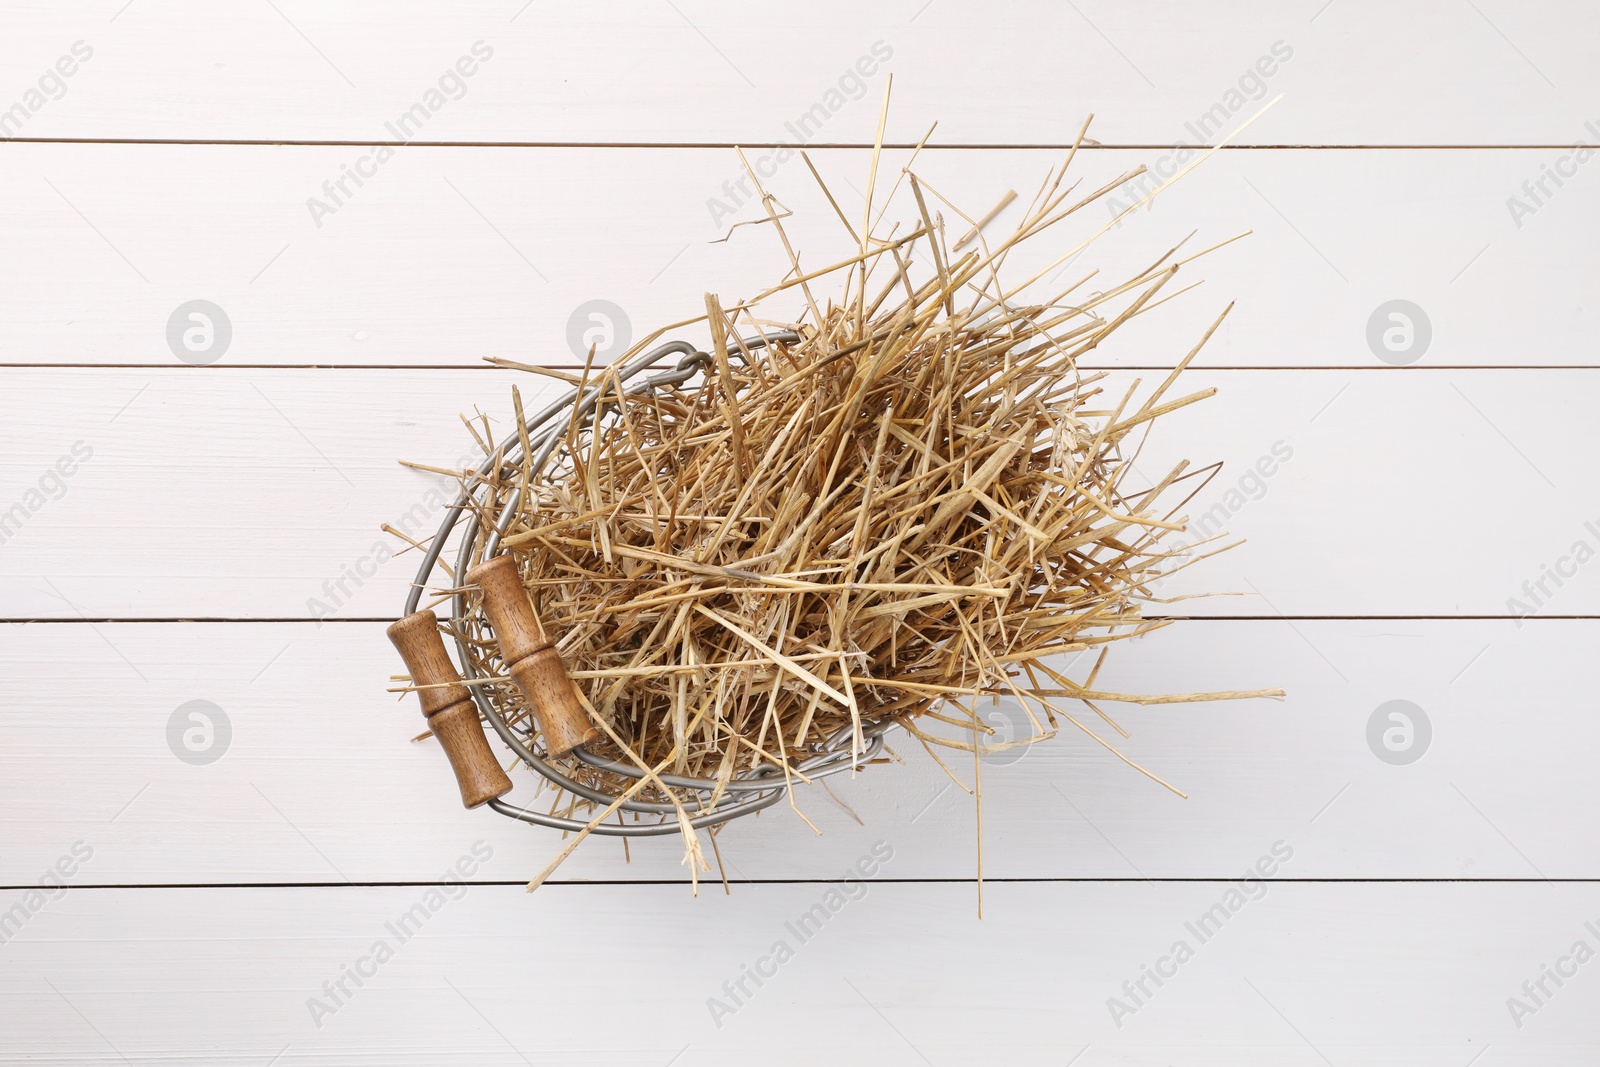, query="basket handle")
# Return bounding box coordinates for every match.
[387,610,514,808]
[467,555,599,757]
